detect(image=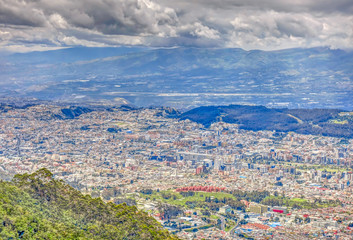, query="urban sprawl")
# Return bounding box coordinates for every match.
[1,104,353,239]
